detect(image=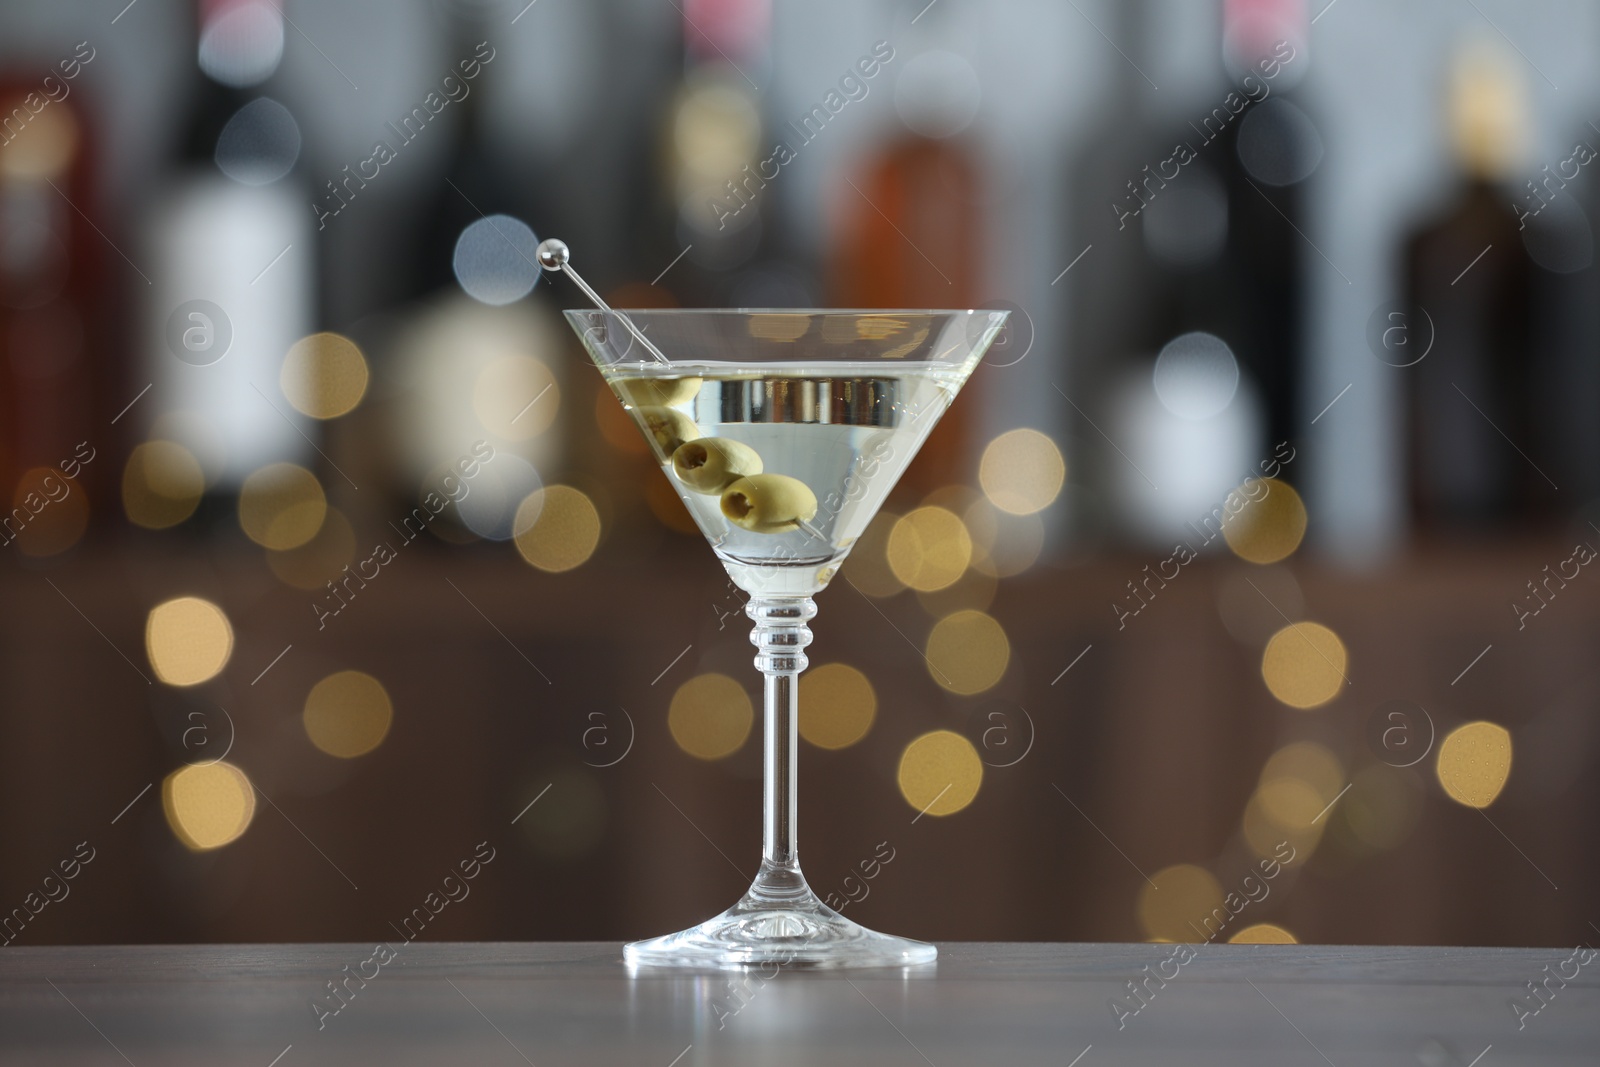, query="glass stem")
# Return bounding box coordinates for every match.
[746,595,816,901]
